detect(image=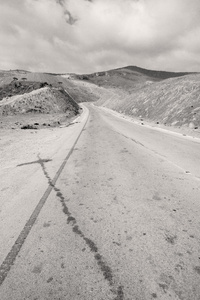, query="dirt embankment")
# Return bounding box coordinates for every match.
[0,70,98,103]
[0,86,79,115]
[0,80,50,101]
[0,83,80,129]
[91,74,200,129]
